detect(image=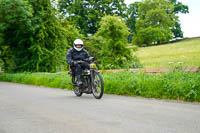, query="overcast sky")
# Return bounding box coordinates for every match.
[124,0,200,37]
